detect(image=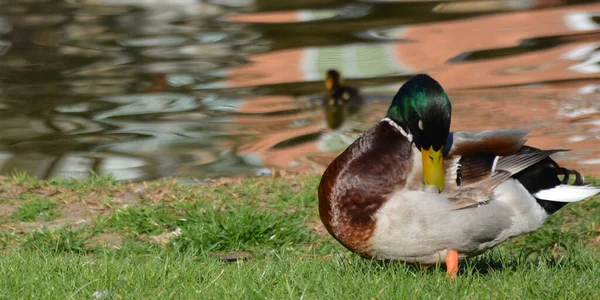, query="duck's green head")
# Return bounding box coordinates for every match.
[386,74,451,191]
